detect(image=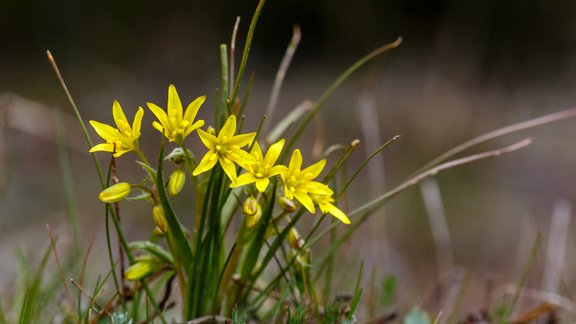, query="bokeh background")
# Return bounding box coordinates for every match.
[2,0,576,319]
